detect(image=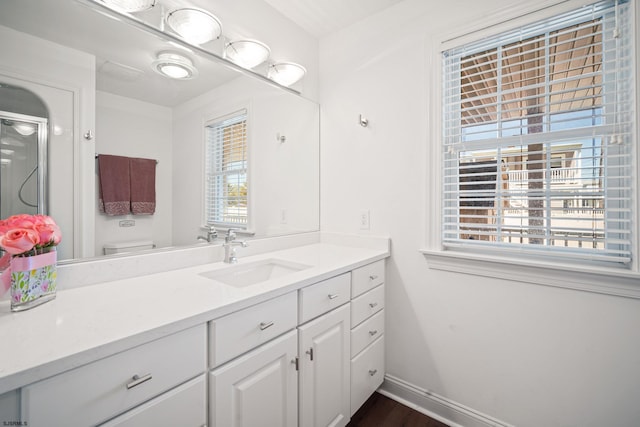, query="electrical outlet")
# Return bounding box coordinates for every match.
[359,210,370,230]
